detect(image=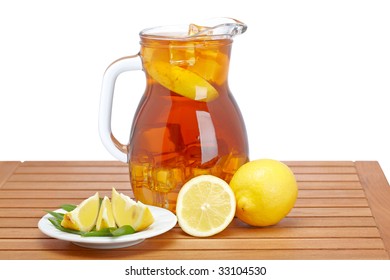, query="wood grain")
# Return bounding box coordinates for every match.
[0,160,389,260]
[0,161,20,188]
